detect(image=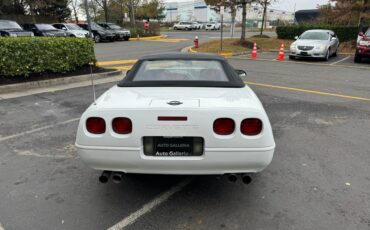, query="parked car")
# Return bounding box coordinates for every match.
[354,28,370,63]
[173,21,193,30]
[0,20,34,37]
[191,22,202,30]
[52,23,90,38]
[205,22,220,30]
[75,53,275,184]
[98,22,130,41]
[78,22,115,43]
[22,23,68,37]
[289,29,339,61]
